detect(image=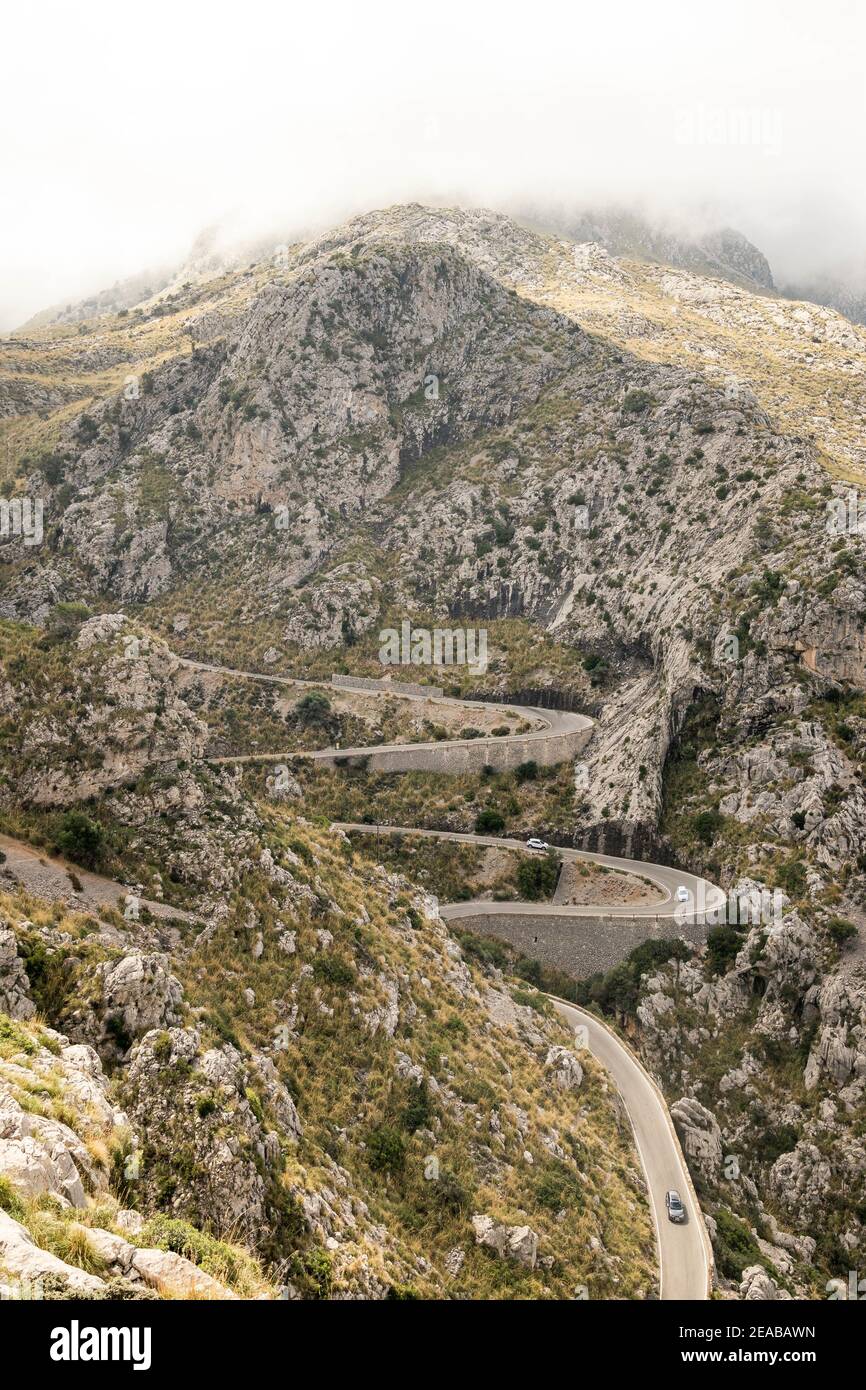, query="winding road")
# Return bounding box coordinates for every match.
[552,999,713,1300]
[181,659,591,772]
[178,657,715,1299]
[333,823,725,923]
[1,657,716,1299]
